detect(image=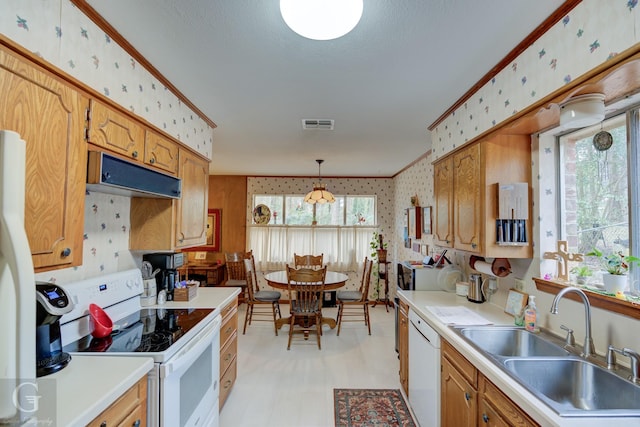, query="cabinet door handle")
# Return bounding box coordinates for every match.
[482,413,489,423]
[132,150,138,158]
[150,157,155,164]
[471,243,477,249]
[61,247,71,257]
[464,392,471,401]
[132,420,141,427]
[100,422,107,427]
